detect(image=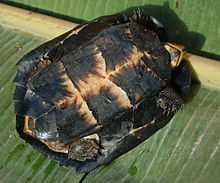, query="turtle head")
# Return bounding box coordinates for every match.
[164,42,185,68]
[164,43,192,98]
